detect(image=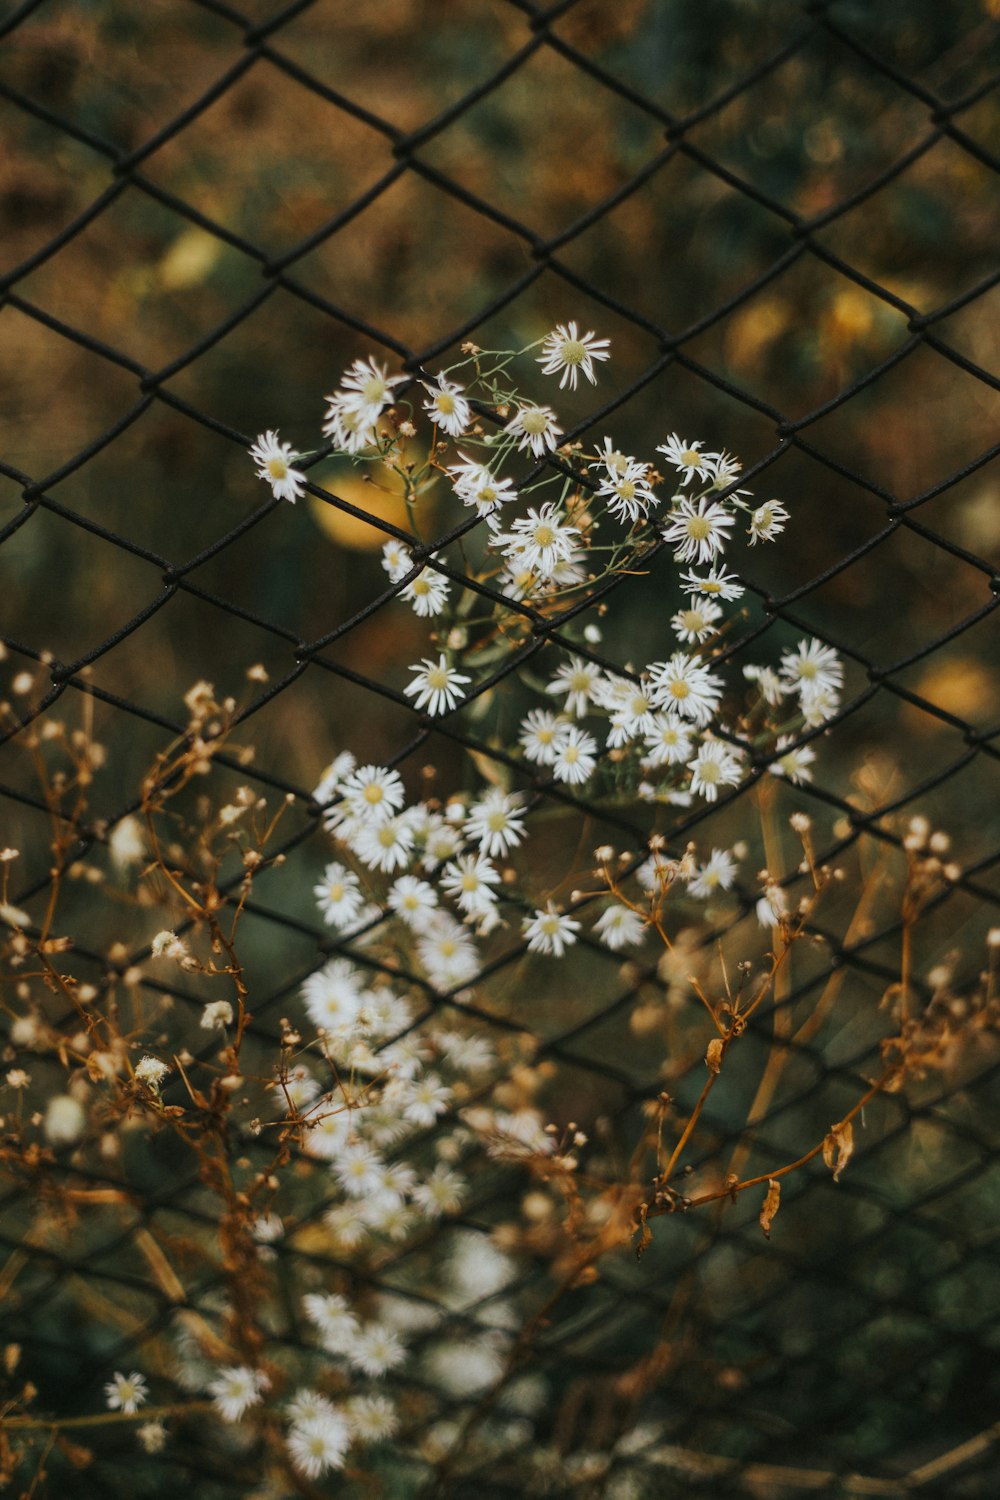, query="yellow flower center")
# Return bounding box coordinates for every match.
[685,516,711,541]
[363,784,384,805]
[533,525,555,548]
[266,457,288,480]
[522,410,549,434]
[427,665,450,690]
[436,393,456,414]
[669,679,690,699]
[680,448,700,466]
[560,338,586,365]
